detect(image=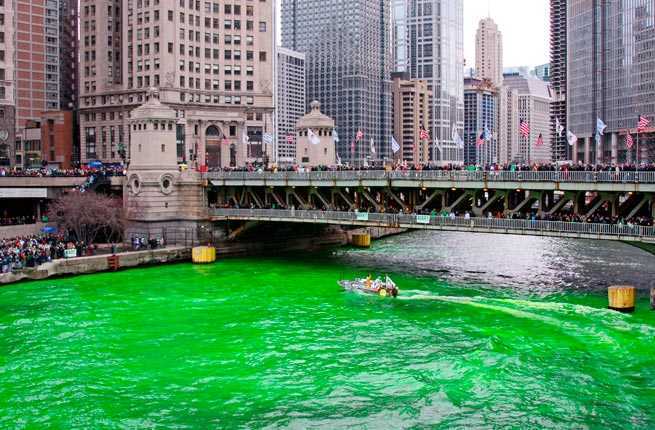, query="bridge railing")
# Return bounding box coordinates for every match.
[209,208,655,239]
[207,170,655,184]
